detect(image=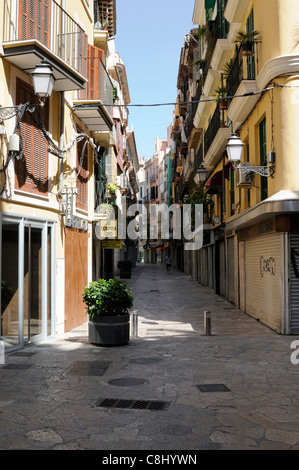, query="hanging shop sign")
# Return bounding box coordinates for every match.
[100,220,117,238]
[61,187,88,231]
[101,239,123,250]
